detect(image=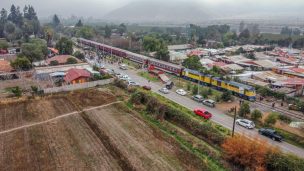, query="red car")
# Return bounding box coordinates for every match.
[193,108,212,119]
[142,85,151,90]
